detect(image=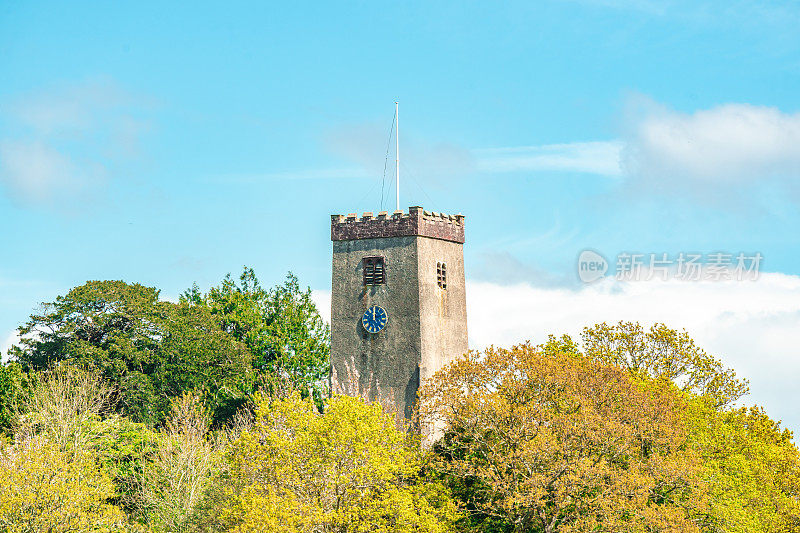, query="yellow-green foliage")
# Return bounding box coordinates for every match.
[546,322,800,532]
[579,321,749,407]
[688,400,800,532]
[2,314,798,533]
[204,393,459,532]
[419,343,708,532]
[0,437,128,532]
